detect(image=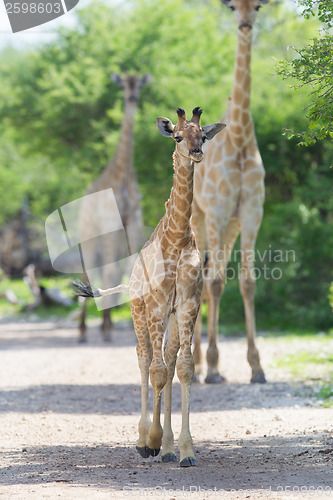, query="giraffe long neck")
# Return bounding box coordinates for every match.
[229,27,252,130]
[105,101,137,184]
[164,151,194,248]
